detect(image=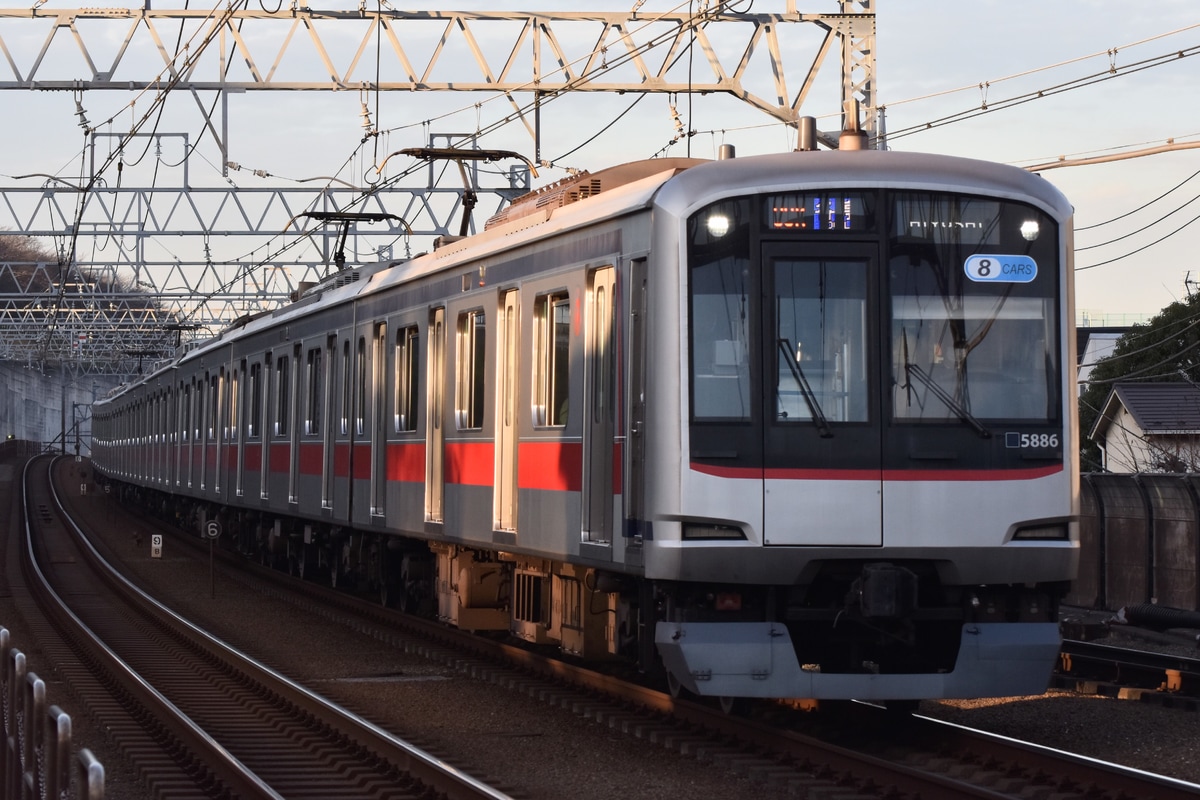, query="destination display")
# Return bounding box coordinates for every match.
[765,192,873,233]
